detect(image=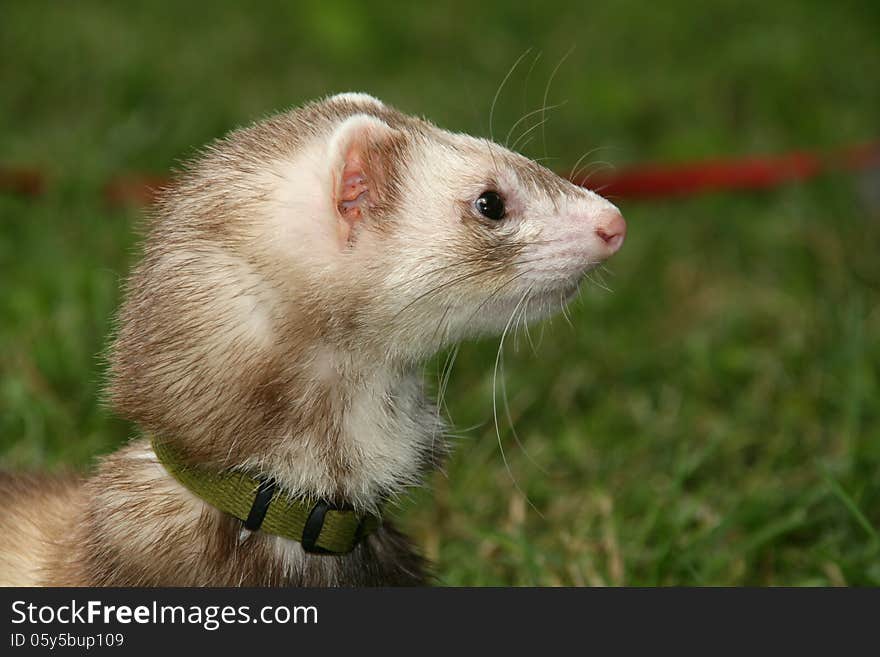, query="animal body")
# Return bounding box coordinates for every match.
[0,93,626,586]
